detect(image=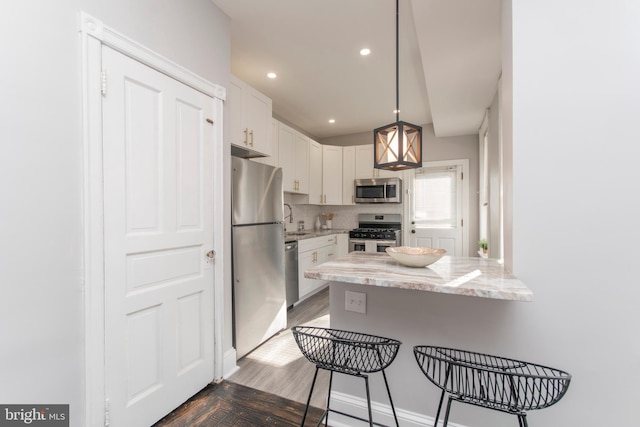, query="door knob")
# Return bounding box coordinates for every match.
[411,230,416,234]
[206,250,216,259]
